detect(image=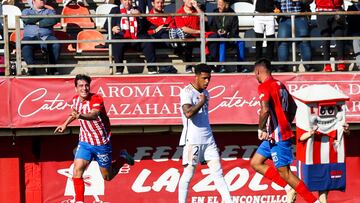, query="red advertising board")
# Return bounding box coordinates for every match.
[34,132,360,202]
[0,78,10,127]
[1,73,360,128]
